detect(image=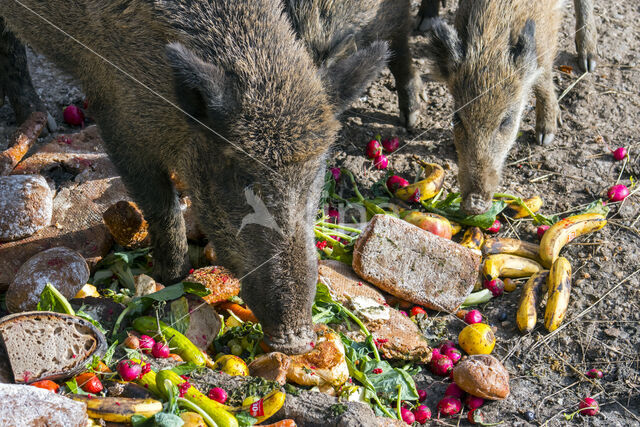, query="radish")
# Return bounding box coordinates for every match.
[208,387,228,404]
[467,408,485,424]
[366,139,382,159]
[486,219,501,233]
[373,154,389,170]
[612,147,628,161]
[117,360,142,381]
[431,348,441,359]
[330,167,341,181]
[413,405,431,424]
[431,355,454,376]
[382,137,400,153]
[608,184,630,202]
[124,334,140,349]
[63,105,85,126]
[138,335,155,353]
[537,225,550,240]
[417,389,427,402]
[437,396,462,417]
[438,340,456,352]
[386,175,409,192]
[464,310,483,324]
[410,306,427,317]
[400,407,415,425]
[465,395,484,410]
[443,347,462,364]
[152,341,170,358]
[586,368,603,379]
[327,207,340,223]
[444,383,464,398]
[484,278,505,297]
[579,397,599,416]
